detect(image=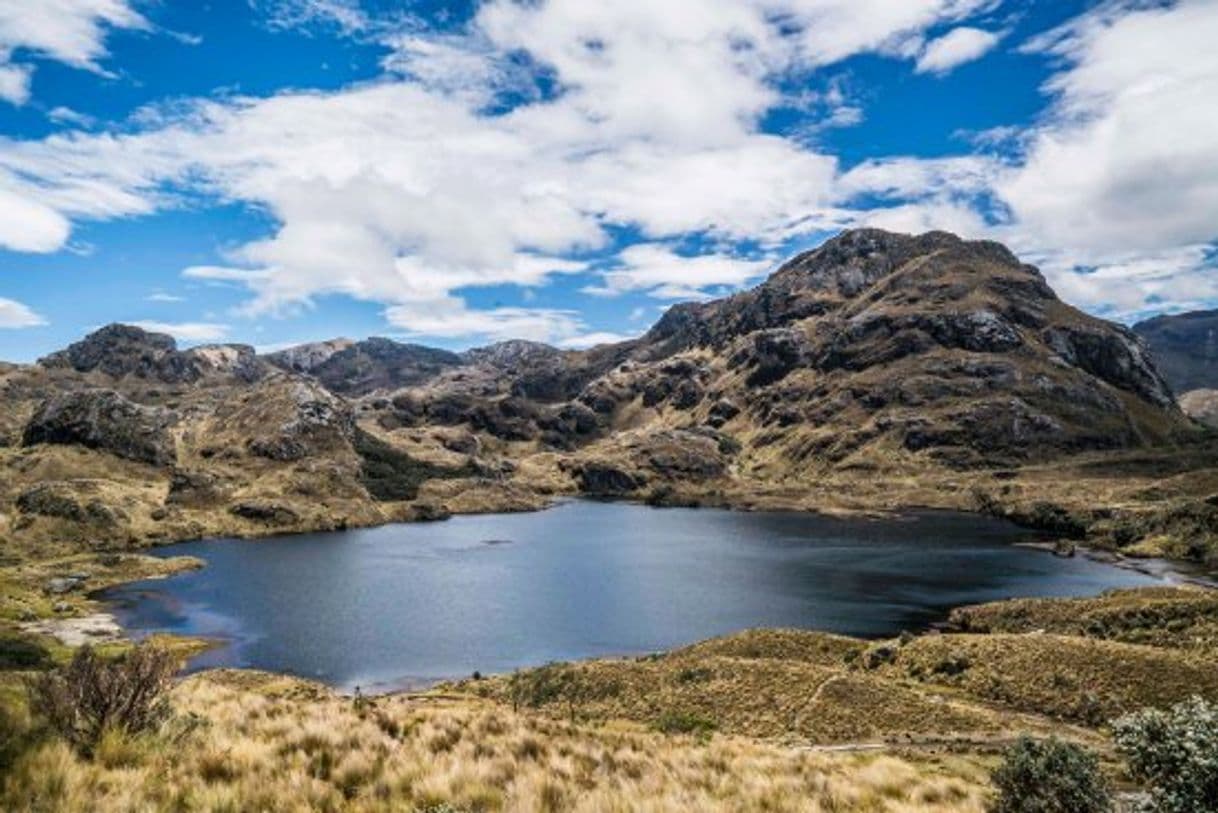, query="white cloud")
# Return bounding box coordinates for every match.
[145,291,184,303]
[558,331,637,349]
[256,0,369,35]
[0,0,148,106]
[0,61,30,104]
[384,299,588,345]
[127,320,230,342]
[988,0,1218,314]
[914,26,1002,74]
[584,244,773,300]
[0,296,45,328]
[0,183,71,252]
[47,105,96,127]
